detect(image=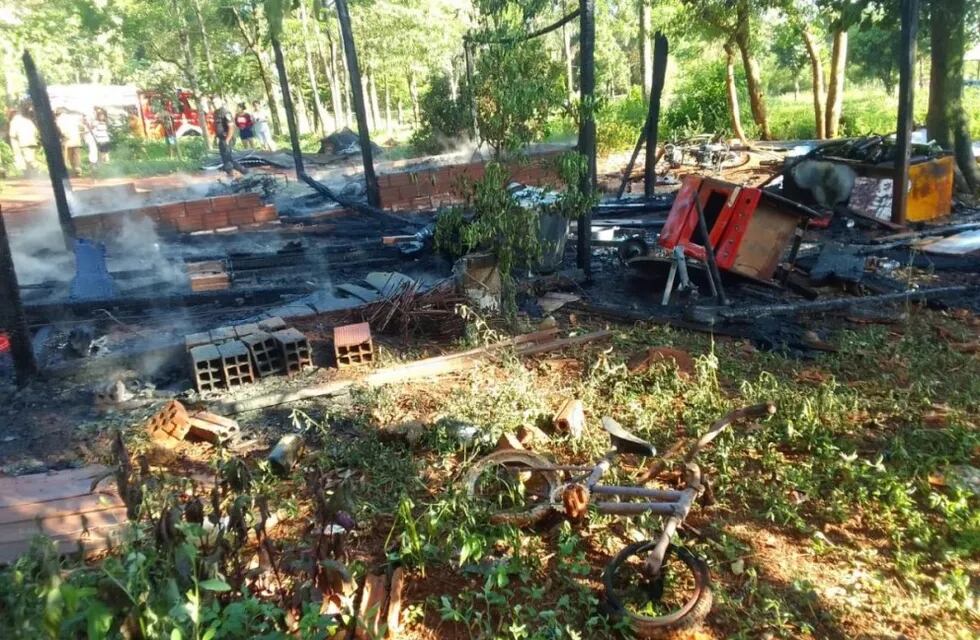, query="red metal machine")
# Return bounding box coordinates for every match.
[659,176,815,282]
